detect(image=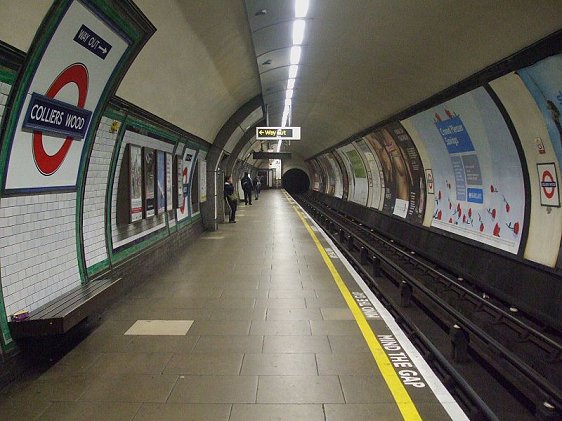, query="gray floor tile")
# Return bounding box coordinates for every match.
[16,375,90,402]
[310,320,362,336]
[126,335,199,353]
[205,297,256,309]
[163,353,243,375]
[328,335,370,353]
[87,352,173,376]
[168,376,258,403]
[134,403,231,421]
[79,374,178,402]
[321,307,355,320]
[250,320,311,335]
[38,401,141,421]
[263,335,331,353]
[267,289,318,298]
[256,376,344,403]
[209,307,267,320]
[305,297,347,308]
[241,353,317,375]
[339,375,396,403]
[0,398,53,421]
[254,298,307,308]
[266,308,323,320]
[325,403,402,420]
[187,320,251,335]
[317,353,378,375]
[230,404,324,421]
[193,335,264,353]
[220,288,269,298]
